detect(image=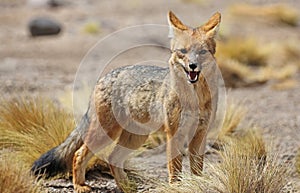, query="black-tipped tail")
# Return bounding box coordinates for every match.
[31,147,67,177]
[31,111,90,177]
